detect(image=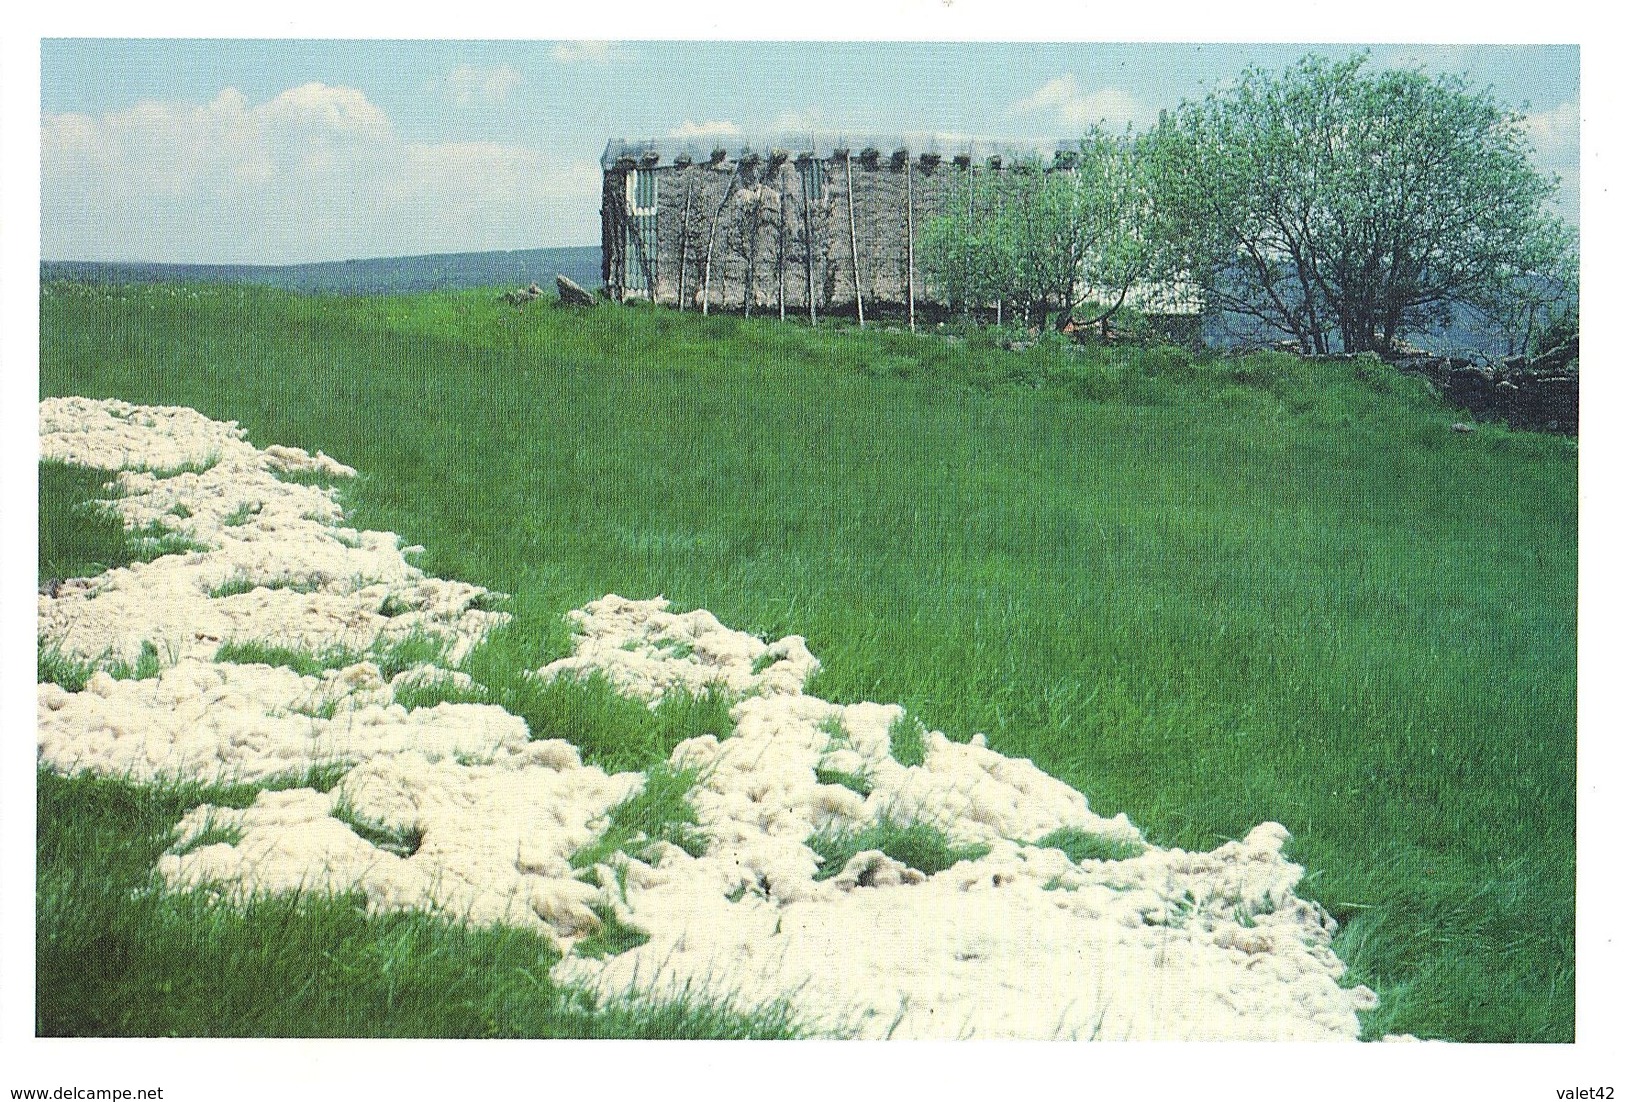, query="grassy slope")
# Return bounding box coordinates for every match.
[39,281,1576,1041]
